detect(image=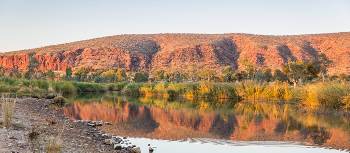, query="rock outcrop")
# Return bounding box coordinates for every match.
[1,33,349,75]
